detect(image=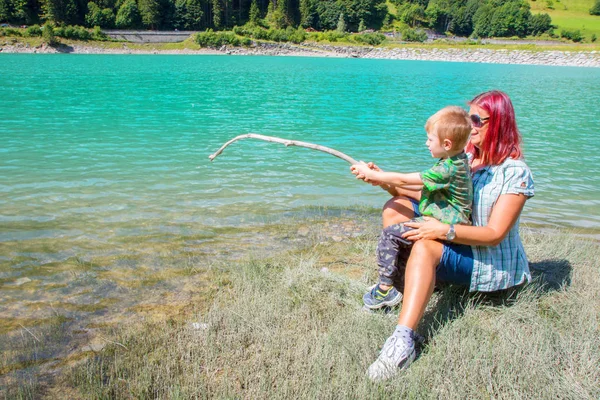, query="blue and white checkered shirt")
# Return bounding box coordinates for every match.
[469,157,535,292]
